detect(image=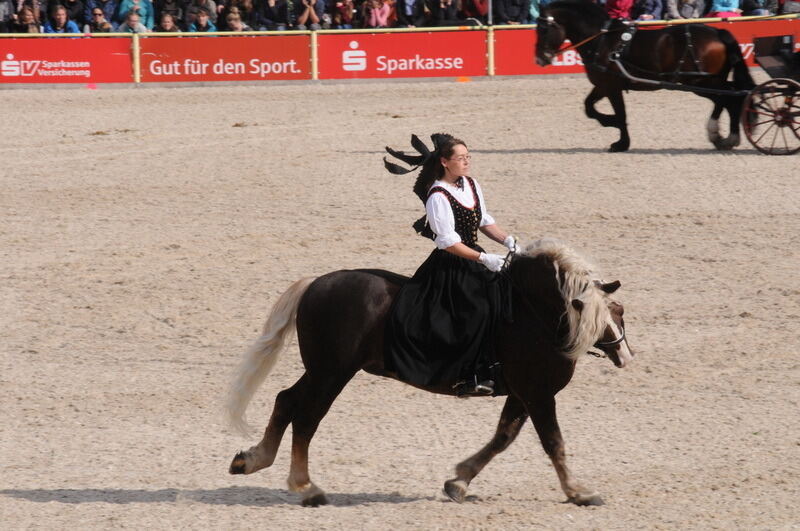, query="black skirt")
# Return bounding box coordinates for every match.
[385,247,510,387]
